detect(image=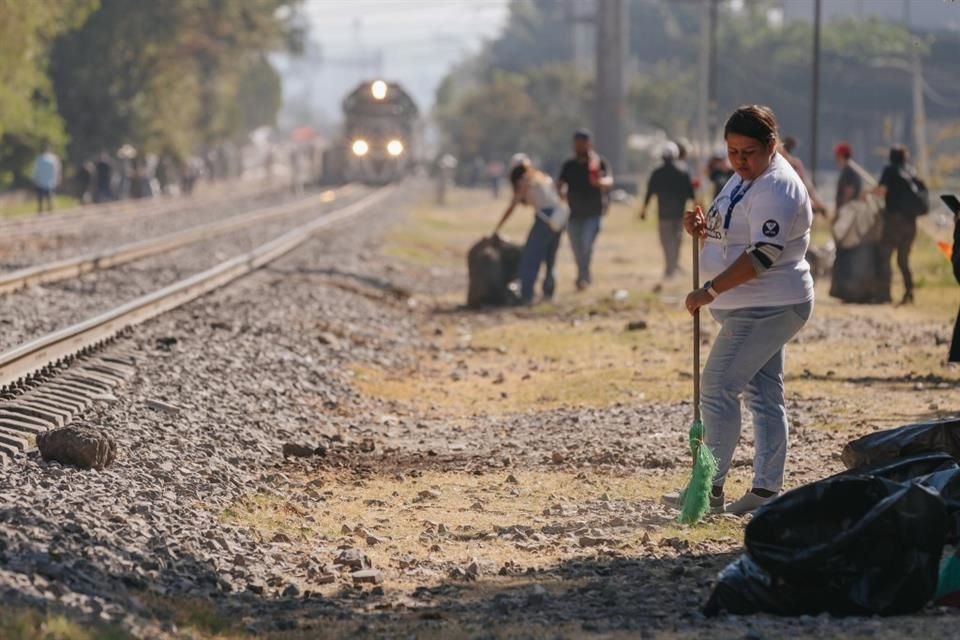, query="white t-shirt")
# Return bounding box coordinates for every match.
[525,173,561,212]
[700,152,814,310]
